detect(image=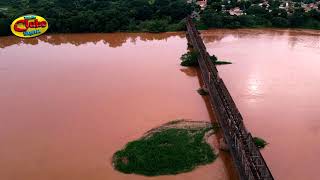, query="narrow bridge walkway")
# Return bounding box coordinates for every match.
[186,17,274,180]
